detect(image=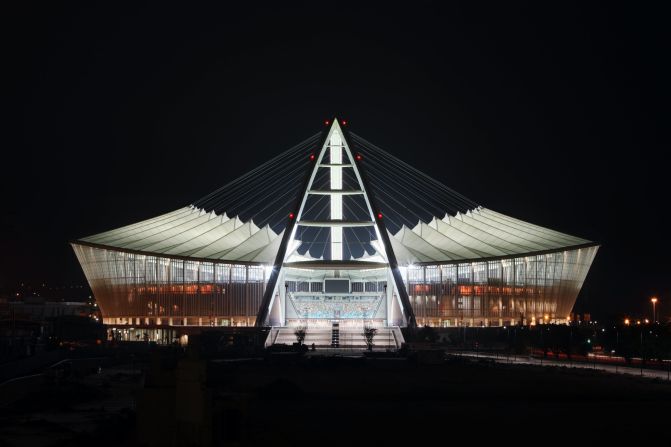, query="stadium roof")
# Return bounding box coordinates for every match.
[390,207,590,264]
[75,120,593,264]
[79,206,283,263]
